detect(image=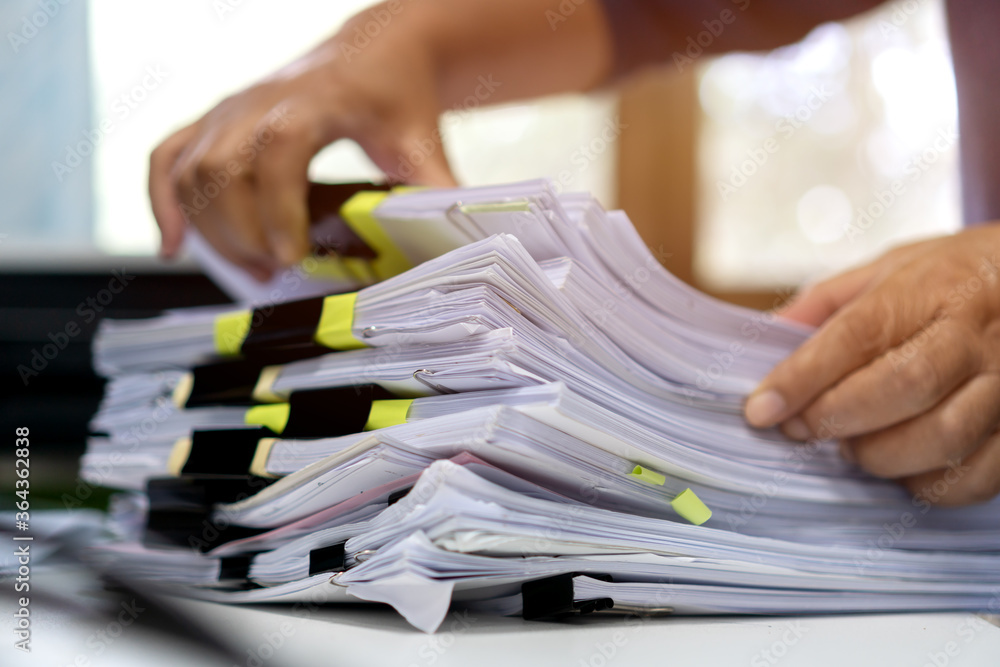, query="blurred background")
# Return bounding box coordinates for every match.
[0,0,960,506]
